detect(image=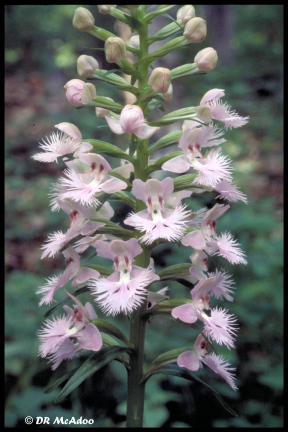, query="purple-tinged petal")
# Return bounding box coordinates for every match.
[181,230,206,250]
[77,323,103,351]
[162,155,191,173]
[177,350,202,371]
[171,303,197,324]
[202,352,238,390]
[101,177,127,194]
